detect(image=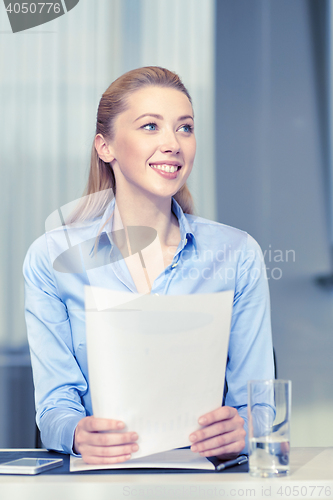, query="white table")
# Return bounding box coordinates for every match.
[0,447,332,500]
